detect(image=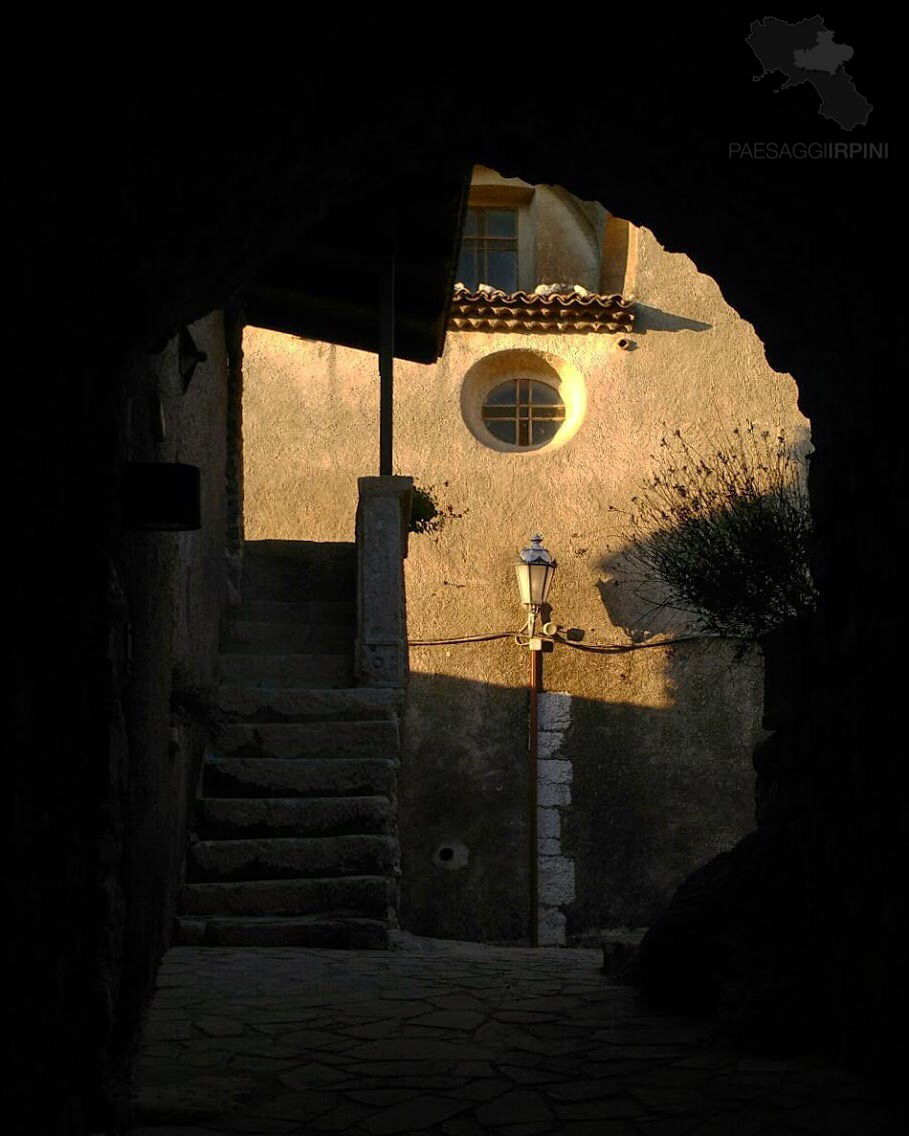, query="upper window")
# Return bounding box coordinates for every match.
[456,207,518,292]
[481,378,565,447]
